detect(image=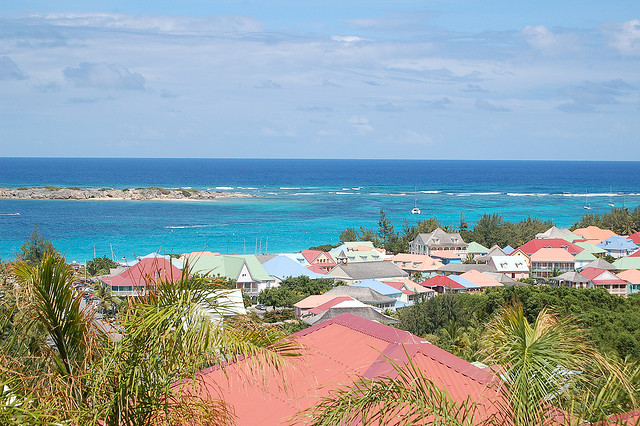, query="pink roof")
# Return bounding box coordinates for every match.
[419,275,466,290]
[617,269,640,285]
[309,296,355,315]
[382,280,416,295]
[384,278,434,294]
[301,249,336,266]
[181,251,220,258]
[389,253,443,271]
[293,294,349,309]
[630,251,640,258]
[516,239,583,255]
[305,264,329,274]
[581,267,627,285]
[181,314,501,425]
[102,258,183,287]
[430,250,461,259]
[460,269,503,288]
[530,247,576,262]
